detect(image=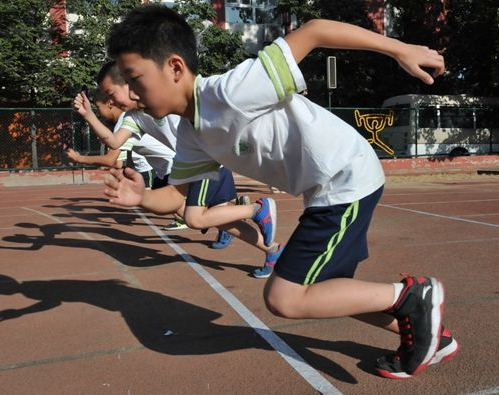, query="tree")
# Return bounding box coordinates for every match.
[384,0,499,98]
[174,0,248,75]
[276,0,390,107]
[444,0,499,96]
[62,0,142,105]
[0,0,247,108]
[0,0,66,106]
